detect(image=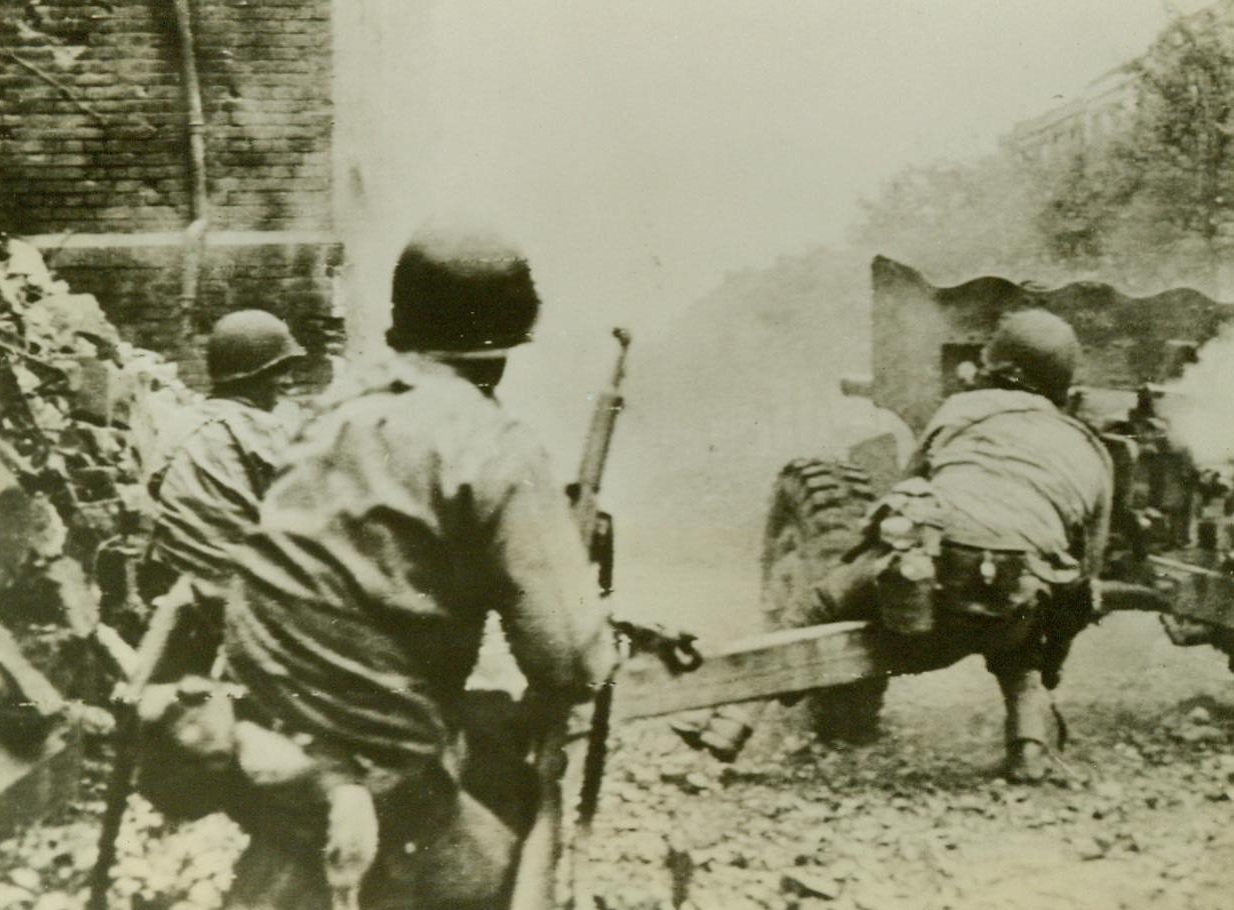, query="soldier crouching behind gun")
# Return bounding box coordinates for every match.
[135,226,616,910]
[685,310,1113,783]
